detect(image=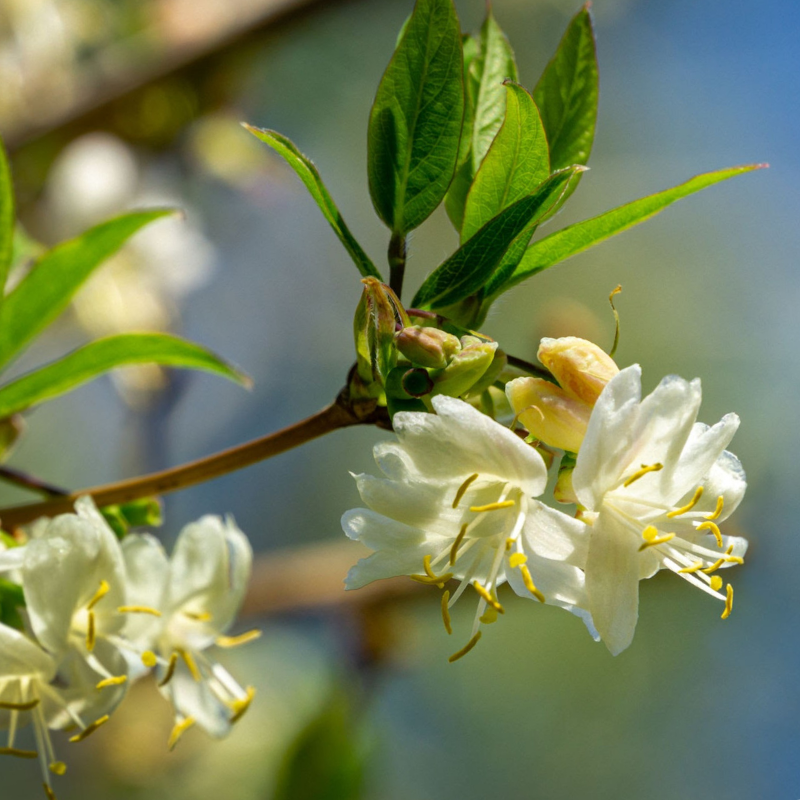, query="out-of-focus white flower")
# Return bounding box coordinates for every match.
[121,516,256,748]
[572,365,747,655]
[343,395,594,662]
